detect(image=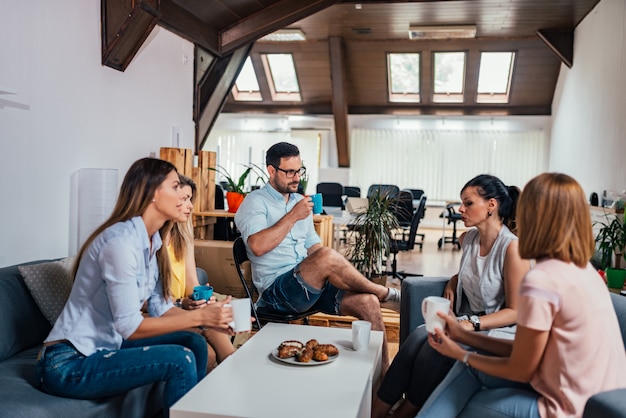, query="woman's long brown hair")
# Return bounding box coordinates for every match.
[73,158,178,297]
